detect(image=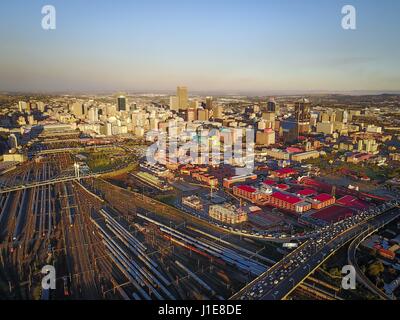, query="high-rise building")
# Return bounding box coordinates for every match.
[190,100,201,109]
[295,98,311,134]
[212,105,224,119]
[262,111,275,130]
[88,107,99,122]
[71,102,84,117]
[169,96,179,112]
[8,134,18,149]
[335,110,348,123]
[316,121,334,135]
[280,119,299,144]
[117,96,127,112]
[256,129,275,146]
[18,101,27,112]
[197,108,209,121]
[186,108,196,122]
[206,97,213,110]
[177,86,188,110]
[37,101,45,112]
[267,97,277,112]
